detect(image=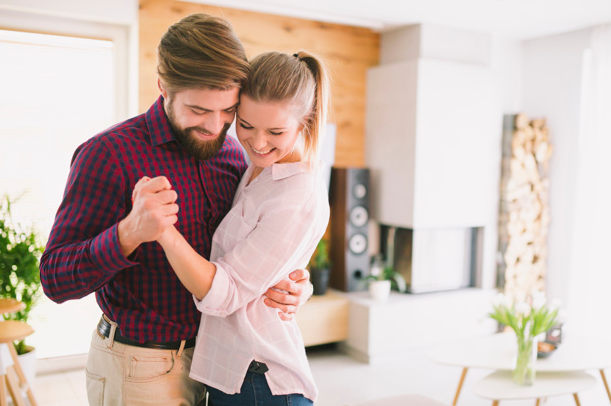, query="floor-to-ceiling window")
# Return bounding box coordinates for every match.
[0,18,130,362]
